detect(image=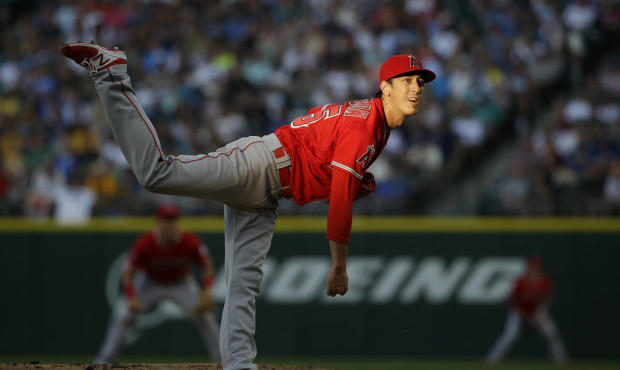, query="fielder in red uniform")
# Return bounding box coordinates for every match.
[95,204,221,364]
[61,42,435,370]
[486,255,569,364]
